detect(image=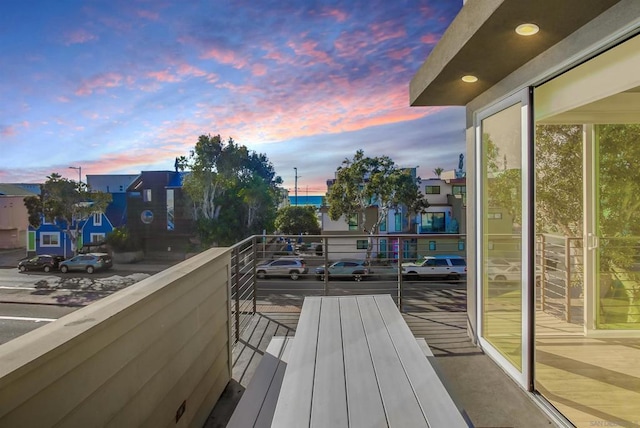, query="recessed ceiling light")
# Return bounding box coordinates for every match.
[516,23,539,36]
[461,75,478,83]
